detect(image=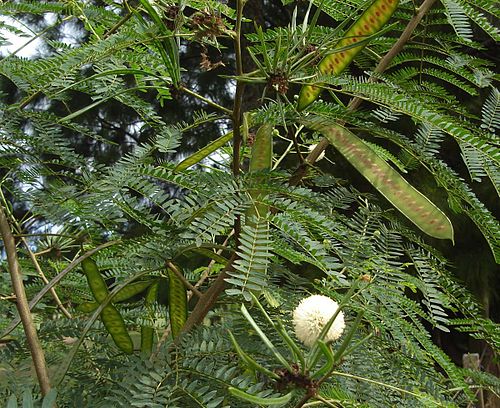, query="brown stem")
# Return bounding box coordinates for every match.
[177,253,237,339]
[231,0,246,178]
[291,0,438,185]
[22,237,73,319]
[293,389,318,408]
[0,205,51,395]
